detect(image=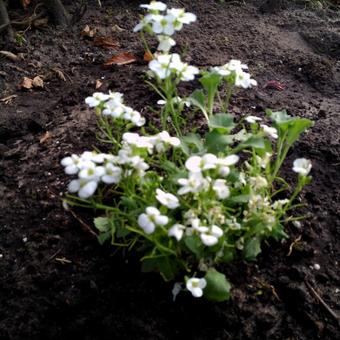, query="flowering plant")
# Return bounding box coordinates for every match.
[61,1,313,301]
